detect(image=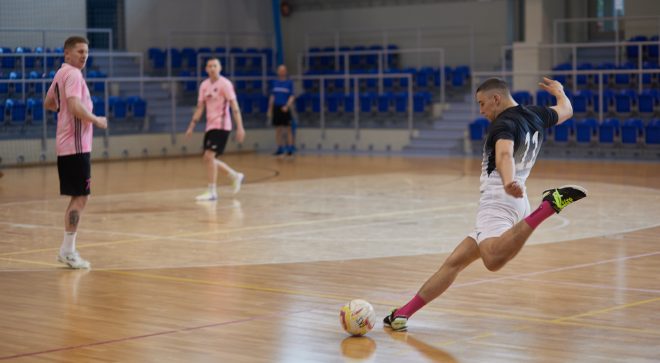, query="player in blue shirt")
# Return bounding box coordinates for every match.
[268,65,296,156]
